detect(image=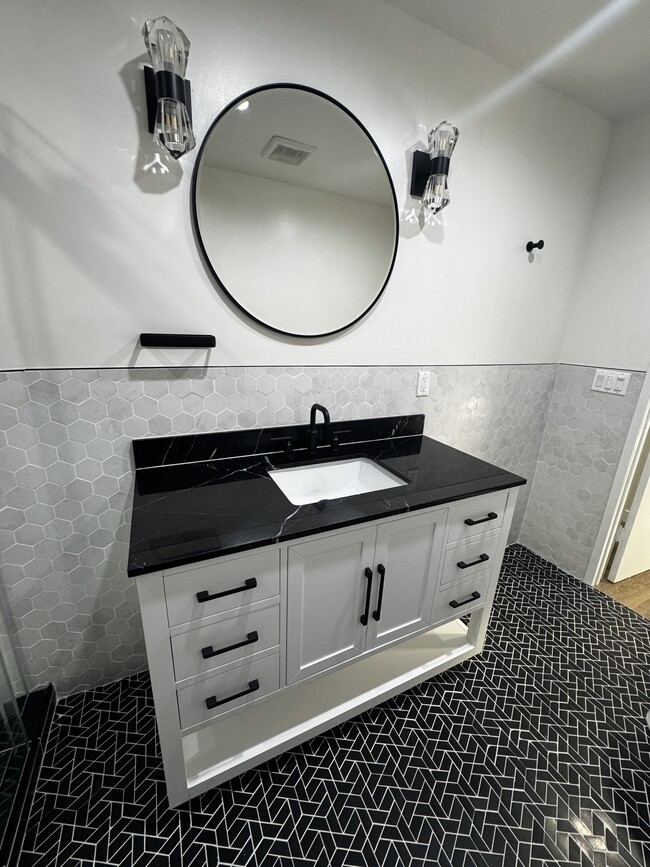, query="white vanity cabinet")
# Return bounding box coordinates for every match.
[136,487,518,807]
[286,509,447,684]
